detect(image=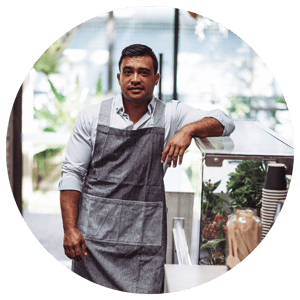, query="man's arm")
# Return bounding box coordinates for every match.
[161,117,223,168]
[60,190,87,262]
[58,106,98,262]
